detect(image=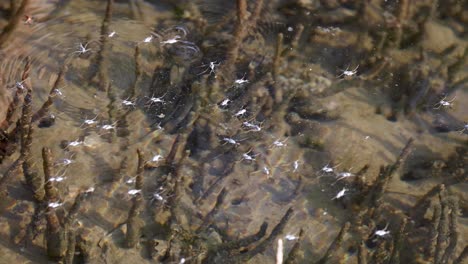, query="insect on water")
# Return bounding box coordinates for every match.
[121,98,137,108]
[271,138,288,148]
[80,115,99,128]
[317,162,340,177]
[198,61,220,76]
[234,74,249,86]
[219,98,231,107]
[145,93,167,108]
[338,65,359,78]
[332,169,355,184]
[433,95,456,110]
[241,150,257,162]
[242,121,262,132]
[234,108,247,117]
[15,80,26,90]
[331,188,347,200]
[374,223,390,238]
[67,139,83,148]
[73,42,92,56]
[222,137,240,146]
